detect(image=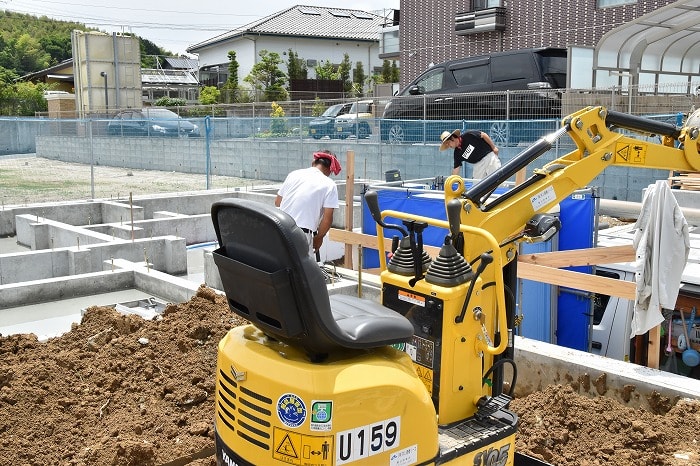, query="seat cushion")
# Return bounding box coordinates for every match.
[329,294,414,346]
